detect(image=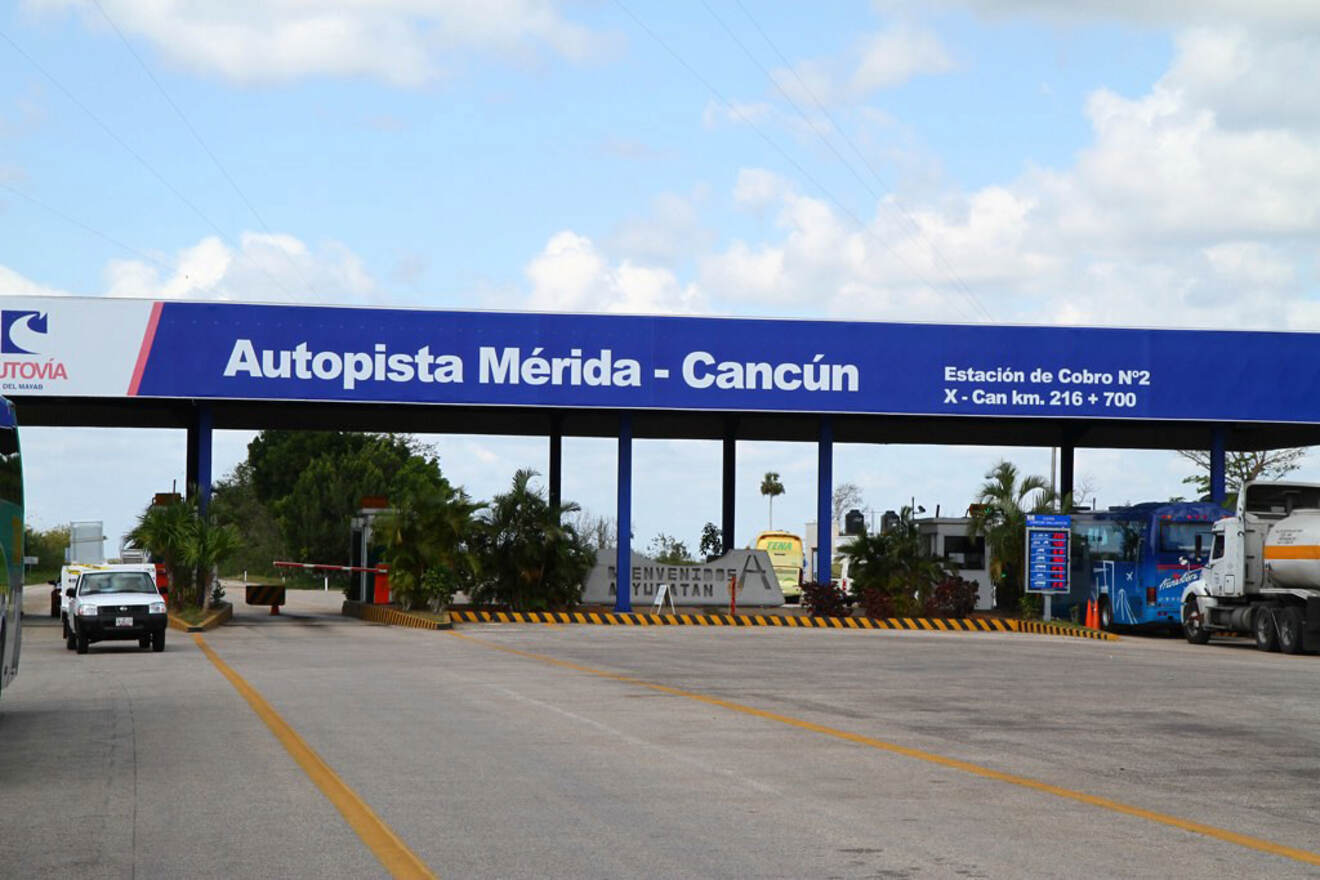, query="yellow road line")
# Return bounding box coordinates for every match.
[193,634,437,880]
[447,631,1320,869]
